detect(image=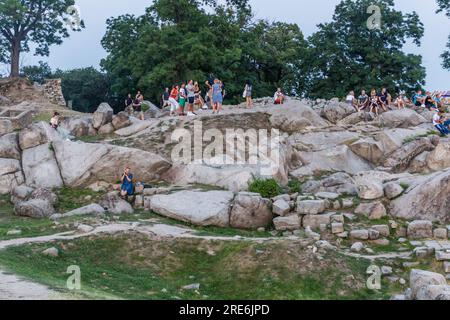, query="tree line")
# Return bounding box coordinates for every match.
[1,0,449,113]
